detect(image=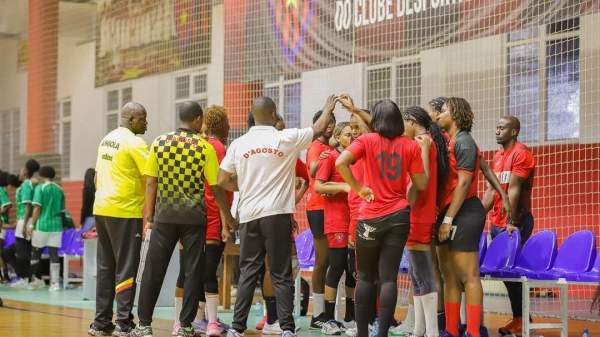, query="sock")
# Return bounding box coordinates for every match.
[265,296,278,325]
[437,311,446,331]
[194,302,206,323]
[466,305,482,337]
[413,296,425,336]
[325,300,336,321]
[206,294,219,323]
[444,302,460,336]
[313,293,325,317]
[404,303,415,326]
[422,293,439,337]
[344,298,355,322]
[50,263,60,284]
[460,292,466,325]
[175,297,183,322]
